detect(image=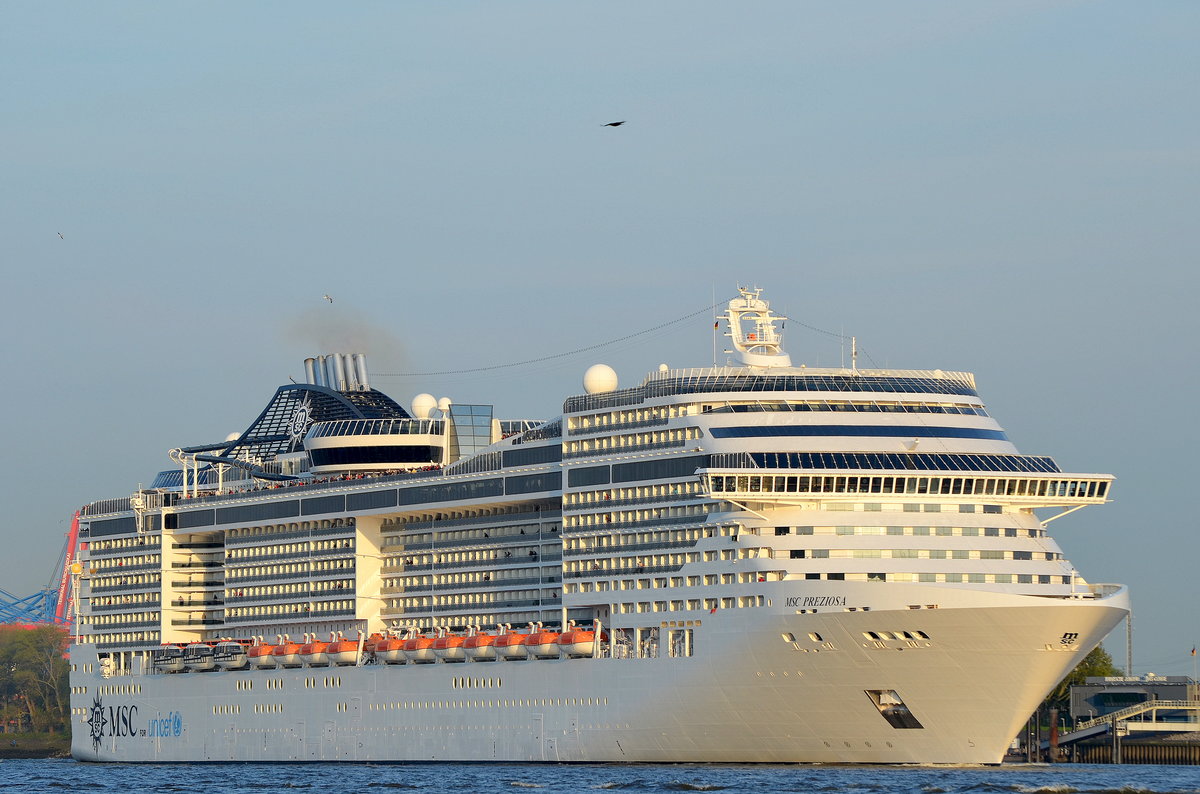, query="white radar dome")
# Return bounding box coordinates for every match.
[225,432,241,442]
[583,364,618,394]
[411,393,437,420]
[437,397,453,413]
